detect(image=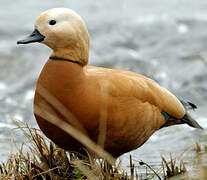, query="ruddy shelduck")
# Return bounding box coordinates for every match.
[17,8,202,157]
